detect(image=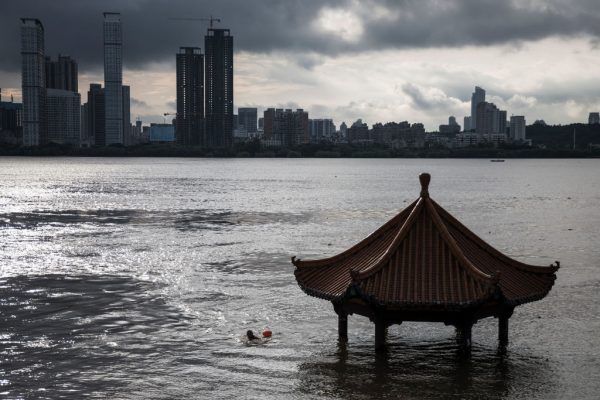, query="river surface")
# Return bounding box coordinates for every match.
[0,157,599,399]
